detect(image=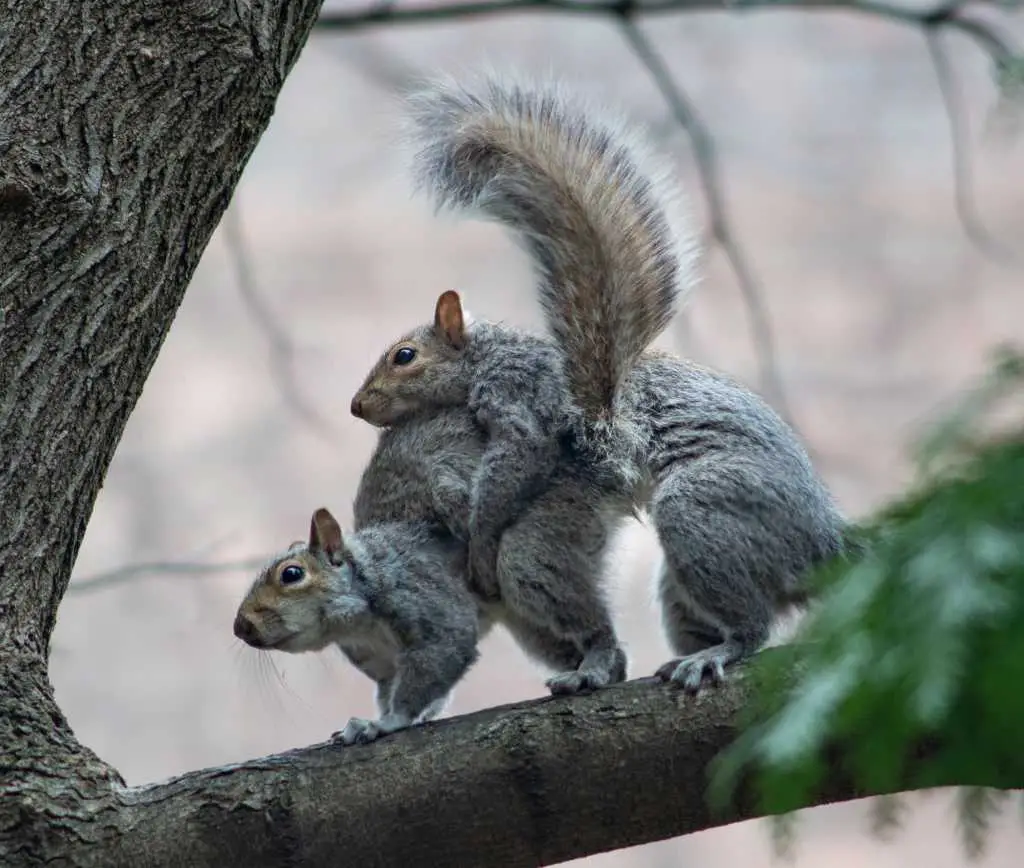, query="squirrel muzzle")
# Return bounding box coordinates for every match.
[233,612,266,648]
